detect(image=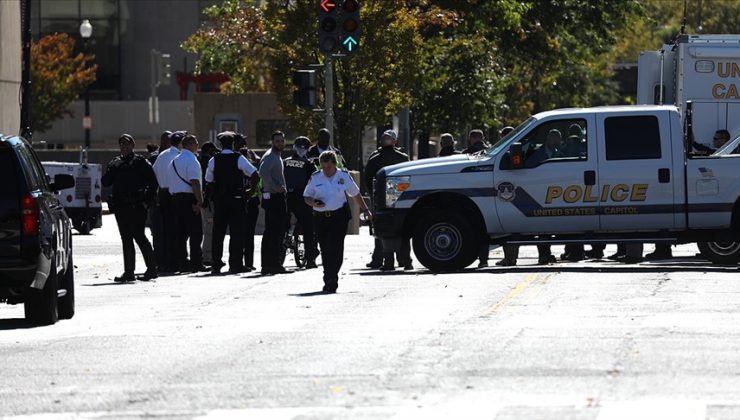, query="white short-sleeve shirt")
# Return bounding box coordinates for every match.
[152,146,179,189]
[303,169,360,212]
[167,149,202,194]
[204,149,257,183]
